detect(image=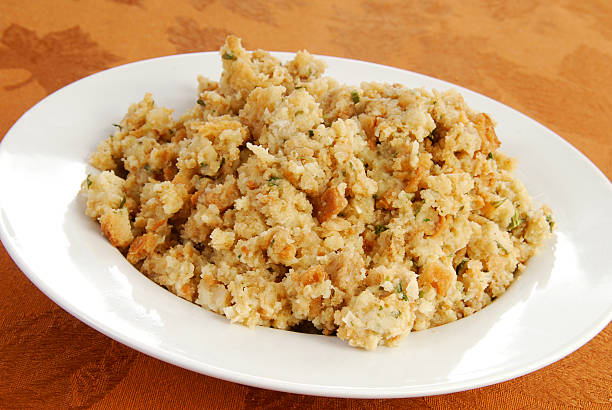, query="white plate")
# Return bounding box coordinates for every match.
[0,52,611,398]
